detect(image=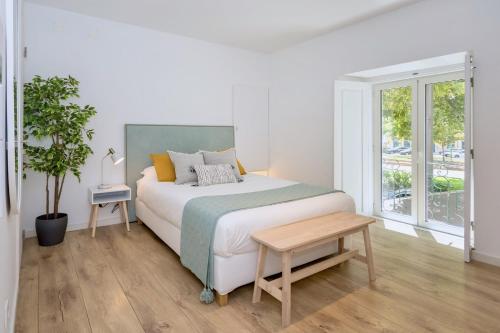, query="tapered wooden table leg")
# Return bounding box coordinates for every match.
[362,226,376,281]
[88,204,97,229]
[281,251,292,327]
[252,244,268,303]
[120,201,130,232]
[91,205,99,238]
